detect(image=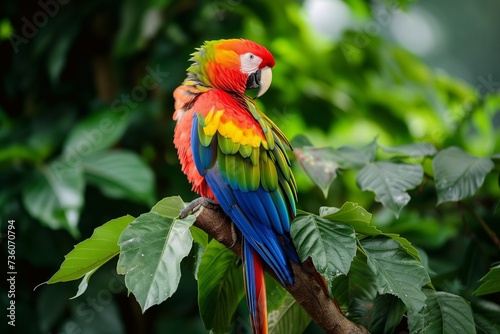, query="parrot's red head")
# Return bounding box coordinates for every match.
[186,39,275,98]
